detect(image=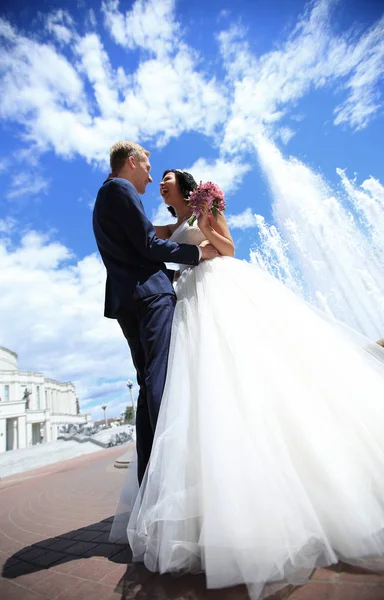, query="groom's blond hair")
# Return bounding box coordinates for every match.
[110,141,150,174]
